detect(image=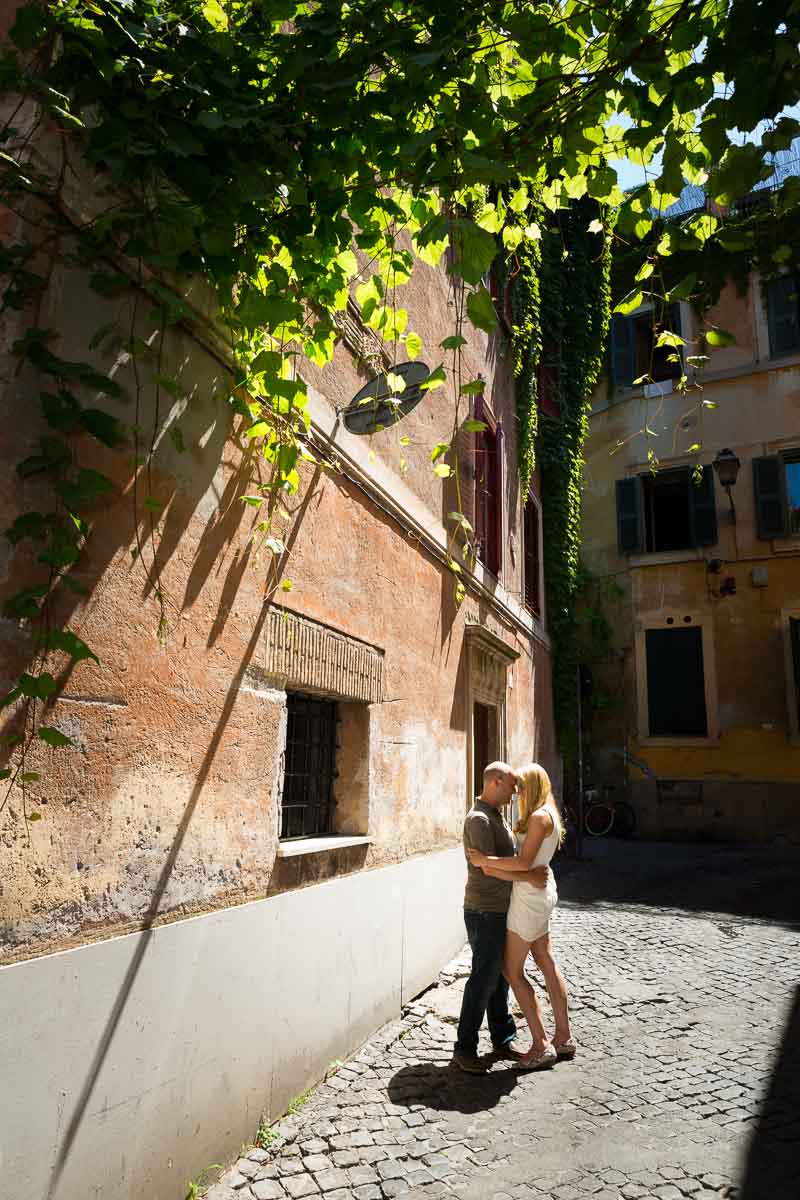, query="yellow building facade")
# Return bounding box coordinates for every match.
[582,270,800,842]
